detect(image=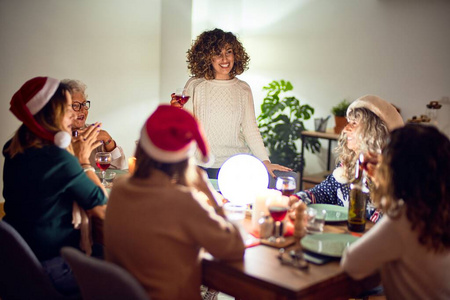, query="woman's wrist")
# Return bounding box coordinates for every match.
[104,139,116,152]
